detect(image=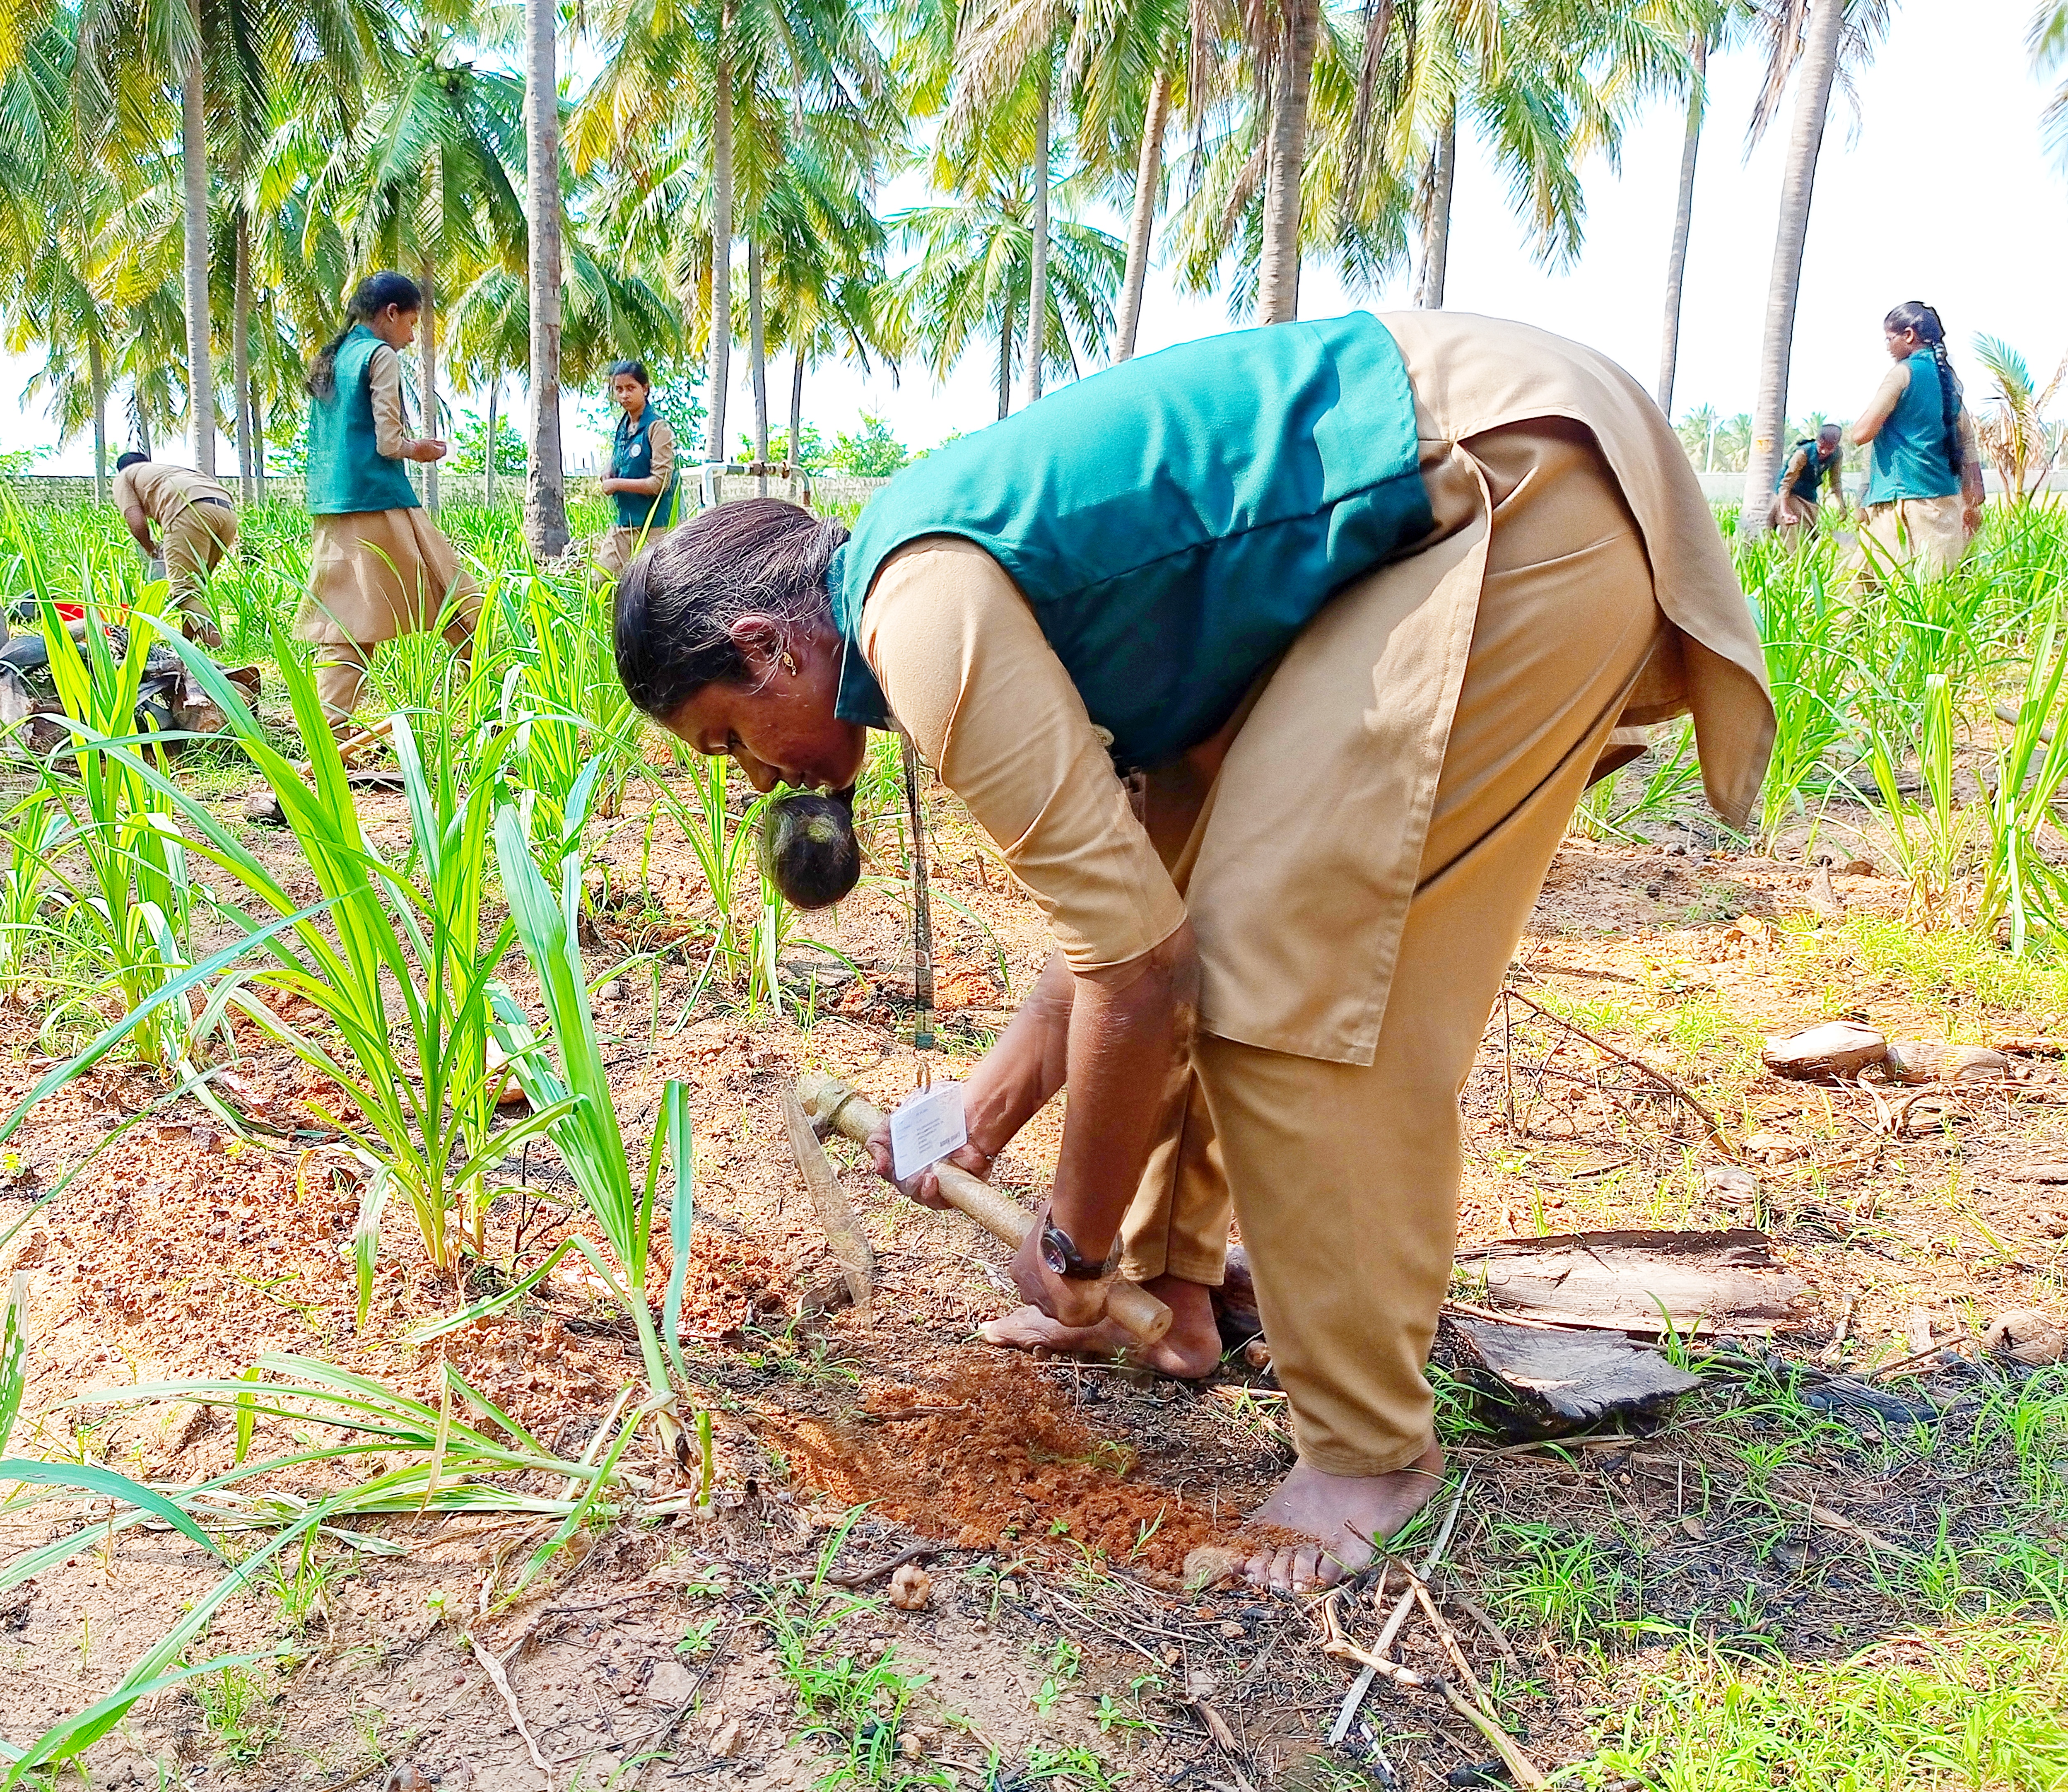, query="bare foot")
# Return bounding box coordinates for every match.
[1246,1442,1446,1593]
[979,1275,1223,1380]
